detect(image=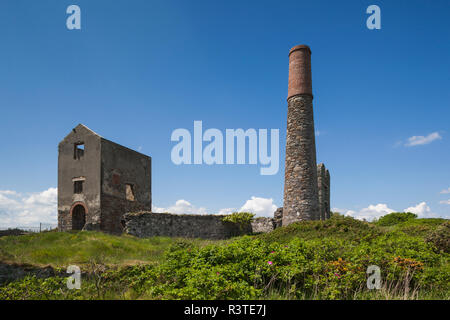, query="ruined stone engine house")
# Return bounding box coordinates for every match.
[57,124,151,234]
[57,44,330,238]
